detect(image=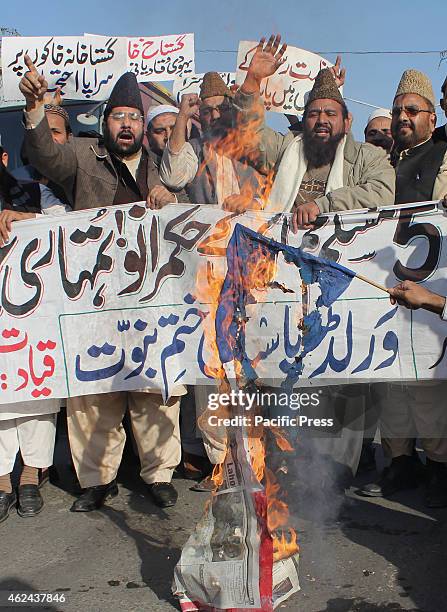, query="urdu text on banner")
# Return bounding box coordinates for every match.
[126,33,195,82]
[1,35,127,101]
[84,32,195,82]
[0,201,445,408]
[1,33,195,101]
